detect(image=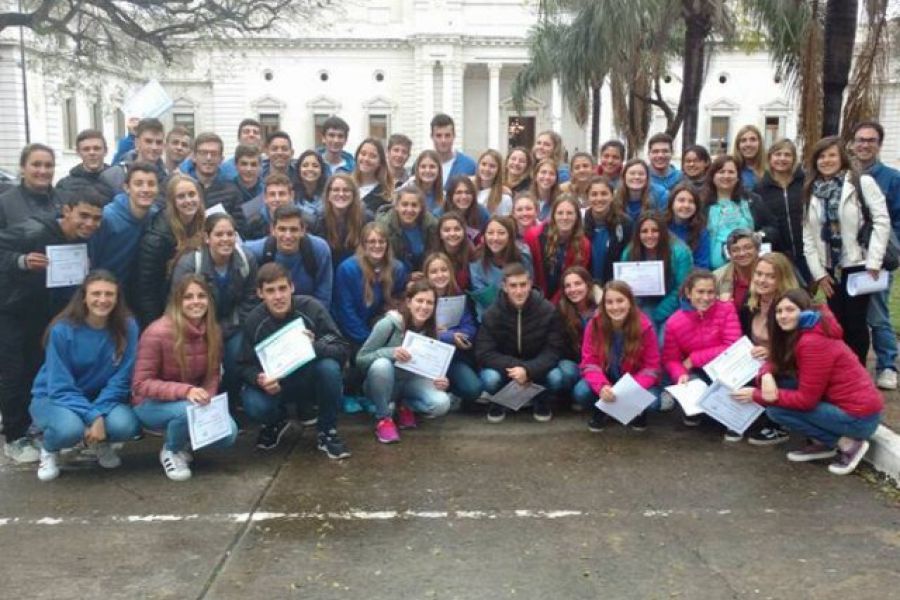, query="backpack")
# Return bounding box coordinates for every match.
[193,245,251,279]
